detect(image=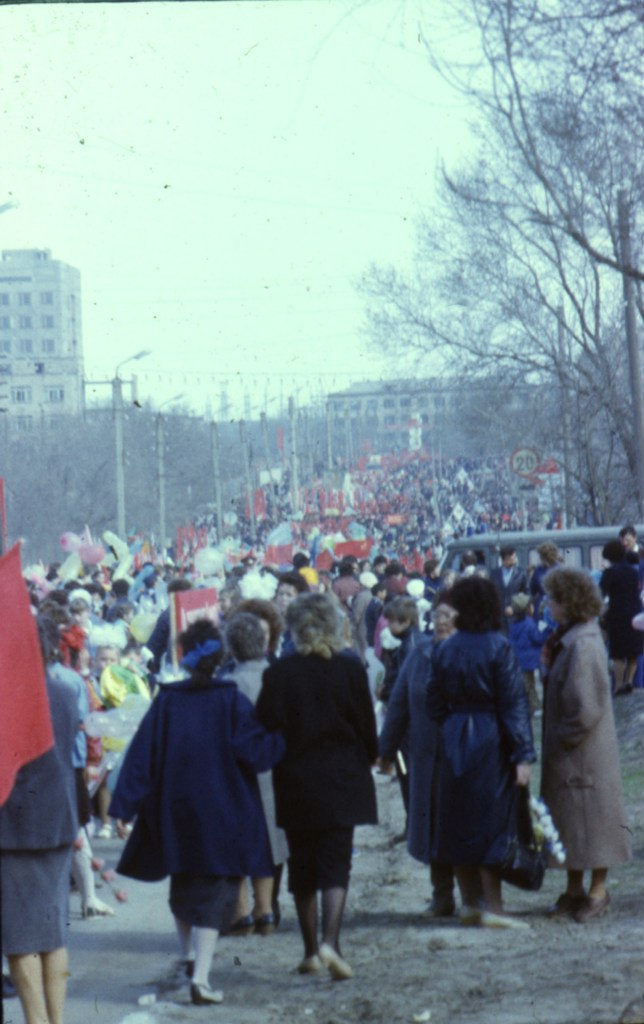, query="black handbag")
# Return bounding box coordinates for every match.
[498,786,548,892]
